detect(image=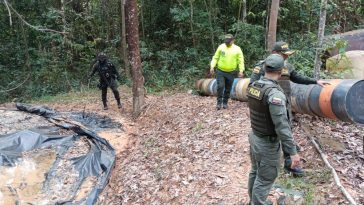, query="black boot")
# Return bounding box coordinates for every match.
[223,99,228,109]
[103,102,108,110]
[116,98,122,109]
[216,98,222,110]
[102,88,108,110]
[223,102,228,109]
